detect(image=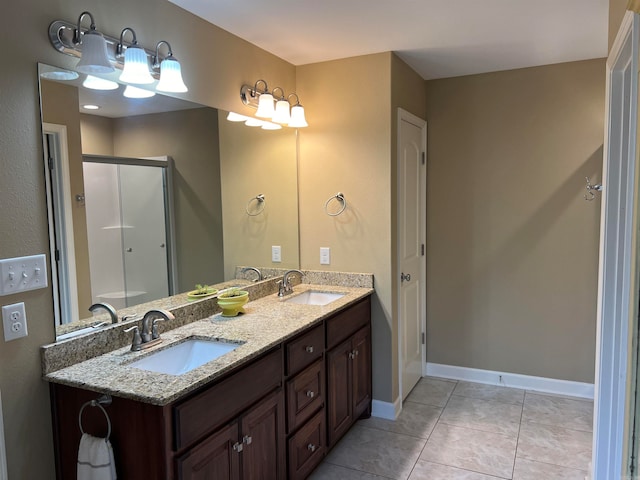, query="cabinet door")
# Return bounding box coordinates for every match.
[175,423,240,480]
[240,390,286,480]
[352,326,372,419]
[327,337,353,447]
